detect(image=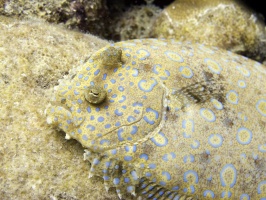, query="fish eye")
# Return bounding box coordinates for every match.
[84,85,107,104]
